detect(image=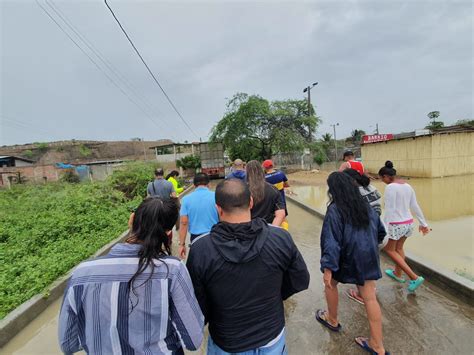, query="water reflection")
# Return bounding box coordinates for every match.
[291,174,474,281]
